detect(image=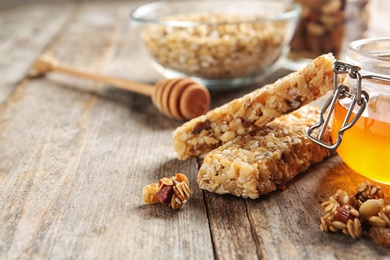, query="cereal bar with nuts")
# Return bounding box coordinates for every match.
[197,106,333,199]
[173,53,336,160]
